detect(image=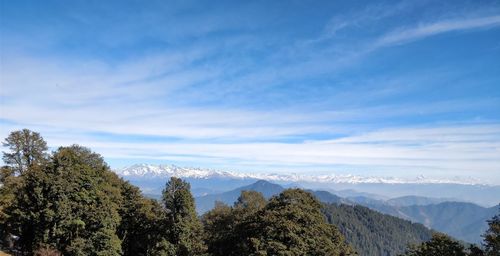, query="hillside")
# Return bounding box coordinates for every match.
[196,180,436,255]
[323,203,433,256]
[354,199,497,244]
[398,202,497,244]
